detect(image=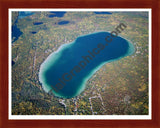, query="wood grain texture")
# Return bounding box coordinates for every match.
[0,0,159,128]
